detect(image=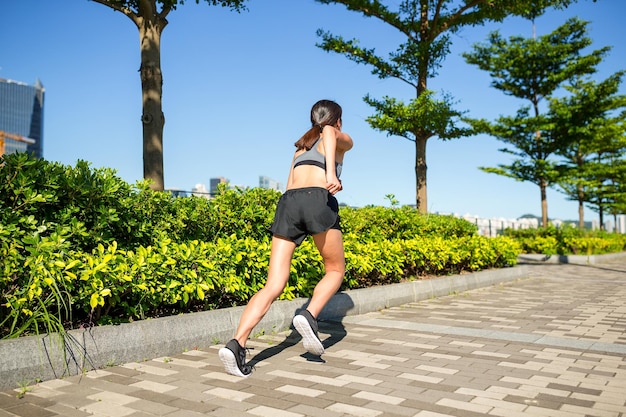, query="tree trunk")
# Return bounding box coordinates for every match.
[413,0,430,213]
[598,202,604,230]
[578,199,585,229]
[91,0,169,191]
[415,135,428,213]
[540,179,548,227]
[137,10,166,191]
[577,183,585,228]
